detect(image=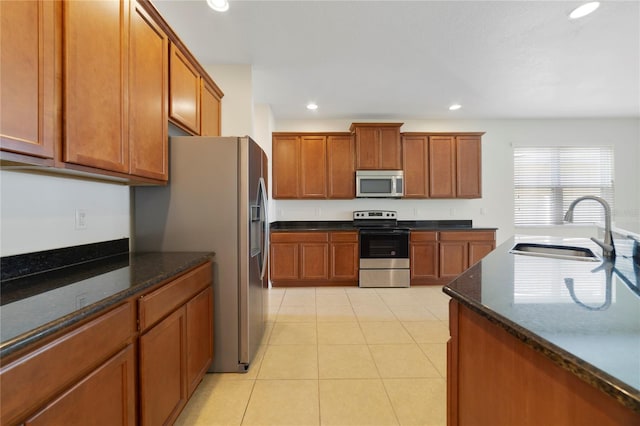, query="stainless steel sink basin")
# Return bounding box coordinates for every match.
[510,243,600,262]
